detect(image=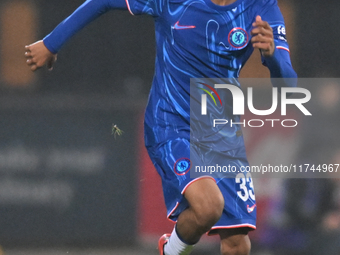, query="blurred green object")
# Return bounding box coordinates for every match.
[112,124,124,139]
